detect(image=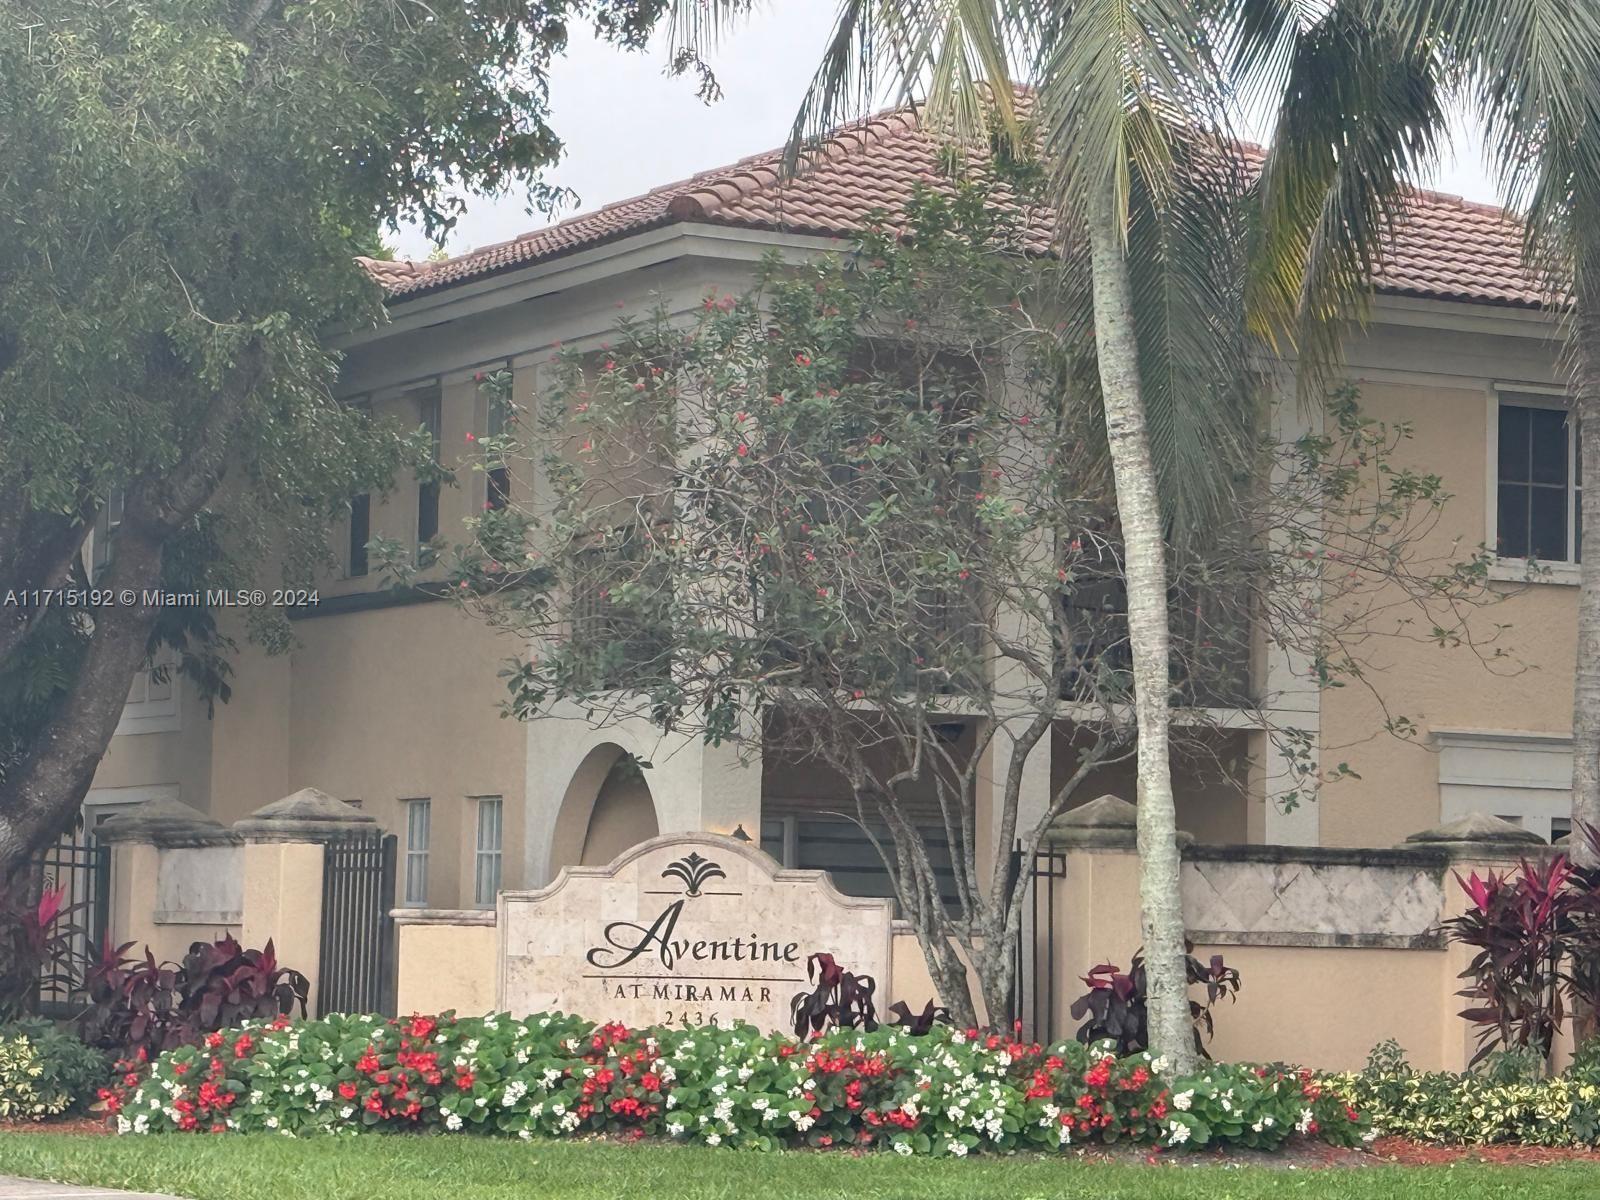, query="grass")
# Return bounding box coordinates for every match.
[1,1135,1599,1200]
